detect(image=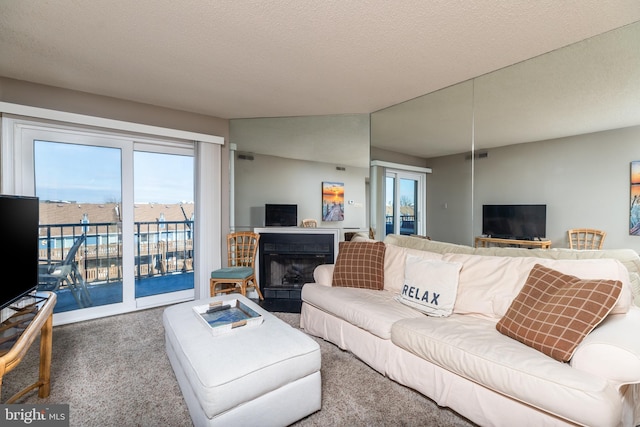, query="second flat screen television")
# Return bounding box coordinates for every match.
[482,204,546,240]
[265,204,298,227]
